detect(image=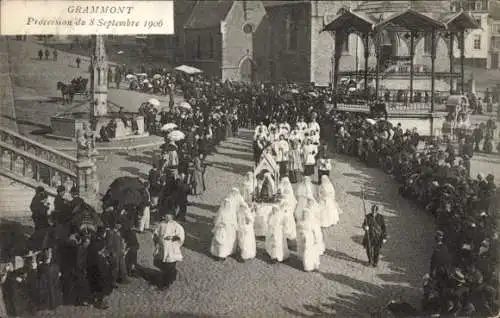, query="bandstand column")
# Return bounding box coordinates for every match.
[430,30,436,113]
[409,32,415,103]
[363,33,370,101]
[333,32,342,108]
[448,33,455,95]
[459,30,465,94]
